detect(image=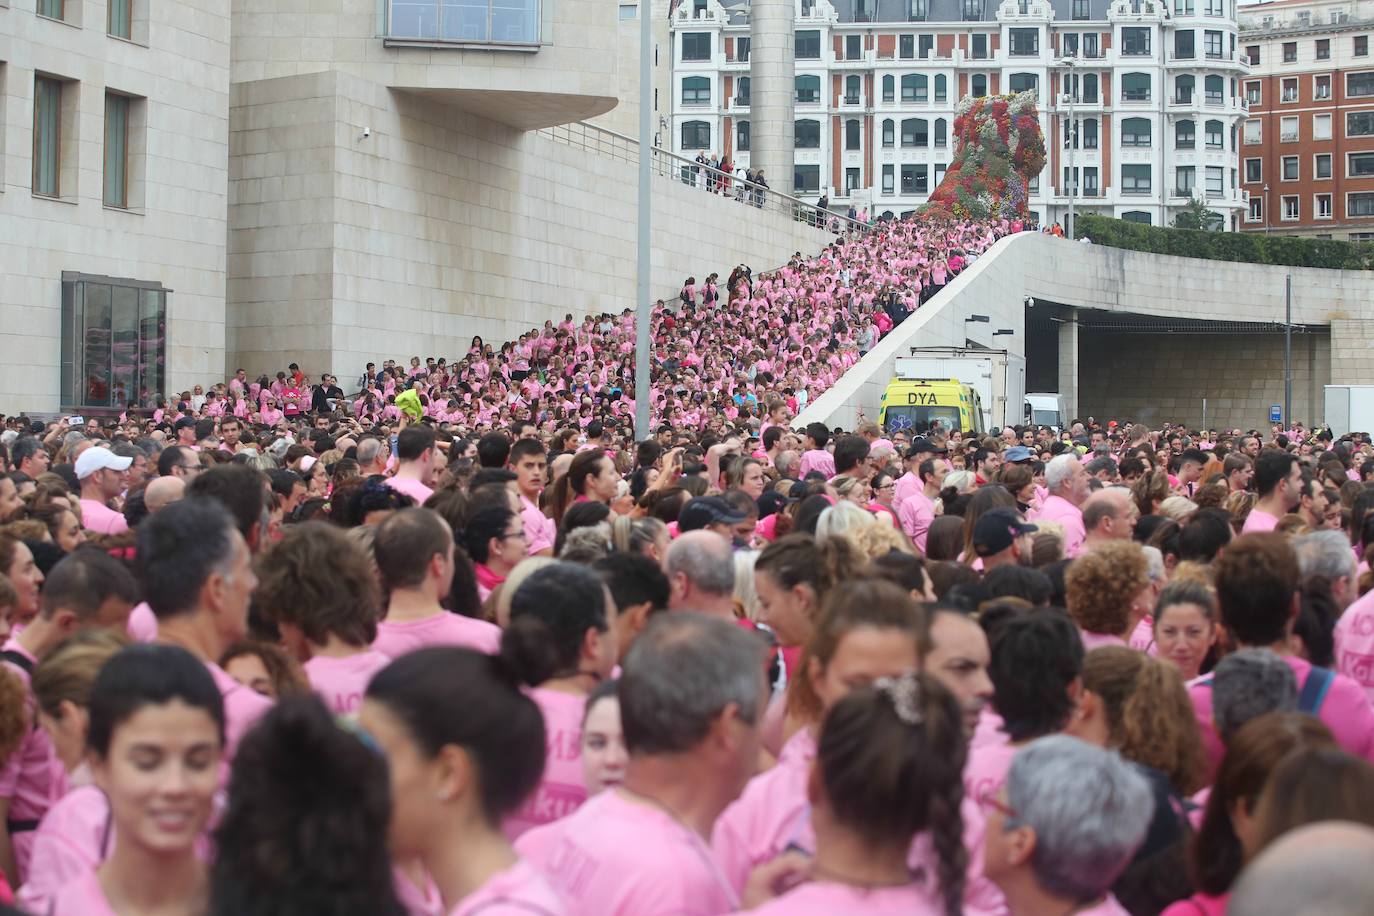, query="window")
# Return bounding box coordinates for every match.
[1072,0,1088,18]
[919,34,934,58]
[1122,117,1151,146]
[971,34,987,58]
[795,74,820,102]
[1348,112,1374,137]
[845,118,861,150]
[1122,27,1151,56]
[61,273,168,410]
[962,0,983,20]
[1316,194,1332,218]
[1122,210,1152,225]
[1206,166,1224,197]
[1205,75,1223,104]
[882,119,895,147]
[901,73,928,102]
[845,167,861,192]
[882,75,894,101]
[1281,78,1298,103]
[1175,74,1194,103]
[1243,119,1261,144]
[1084,166,1099,195]
[1122,72,1151,102]
[1009,28,1038,56]
[1316,38,1330,60]
[1353,192,1374,216]
[1083,33,1098,58]
[1351,72,1374,98]
[1122,164,1152,194]
[1205,0,1222,14]
[1063,33,1079,57]
[1313,75,1331,101]
[935,74,947,102]
[681,76,710,105]
[1282,196,1299,220]
[882,164,895,194]
[1245,158,1261,182]
[108,0,131,38]
[735,76,750,105]
[935,117,947,146]
[1281,115,1298,142]
[1174,0,1192,15]
[1283,41,1296,62]
[901,117,928,146]
[1359,36,1370,57]
[681,32,711,60]
[796,30,820,58]
[1009,72,1038,95]
[1282,156,1299,180]
[1176,165,1196,196]
[1248,197,1262,221]
[795,119,820,148]
[1082,117,1098,148]
[33,75,64,198]
[908,0,929,20]
[1205,119,1223,148]
[794,164,820,193]
[1174,30,1194,59]
[103,93,130,208]
[900,163,928,194]
[681,120,710,148]
[1316,153,1332,178]
[971,73,988,96]
[1081,73,1098,102]
[1314,112,1331,140]
[735,37,750,61]
[1245,45,1260,65]
[618,4,636,19]
[1204,30,1222,58]
[845,74,861,104]
[1176,119,1195,148]
[900,34,915,58]
[736,120,750,150]
[845,35,862,60]
[1351,152,1374,177]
